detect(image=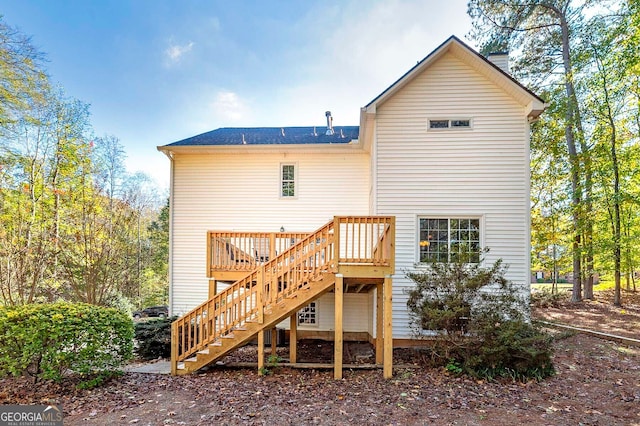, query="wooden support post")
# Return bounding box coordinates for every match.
[375,281,383,365]
[289,314,297,364]
[334,274,344,380]
[271,328,277,355]
[257,268,264,324]
[383,275,393,379]
[170,321,178,375]
[269,233,276,262]
[333,217,341,266]
[257,329,265,375]
[209,279,217,298]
